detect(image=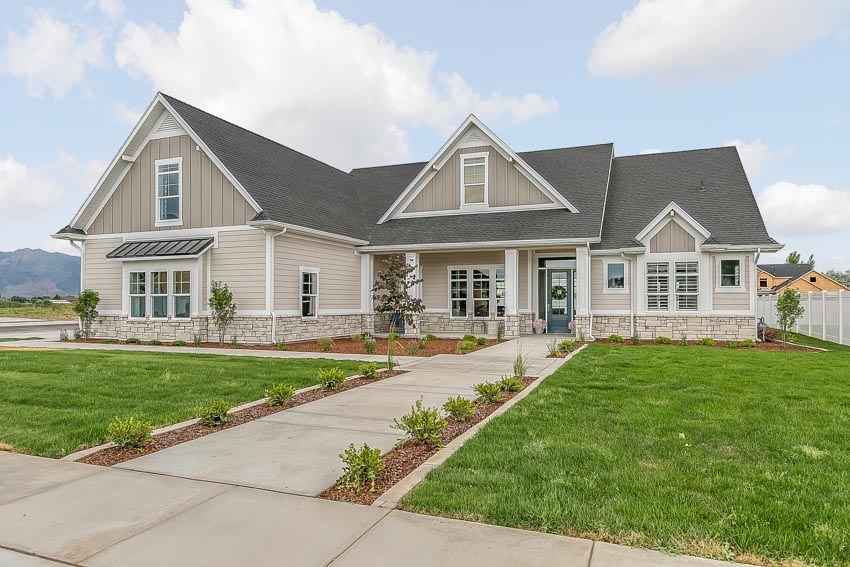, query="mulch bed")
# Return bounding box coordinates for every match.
[320,376,536,506]
[77,370,405,467]
[589,339,817,352]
